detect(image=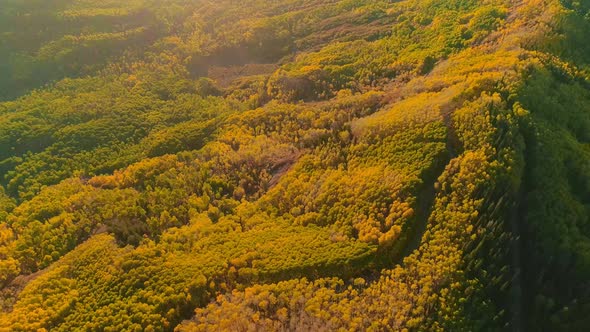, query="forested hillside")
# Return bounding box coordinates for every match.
[0,0,589,331]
